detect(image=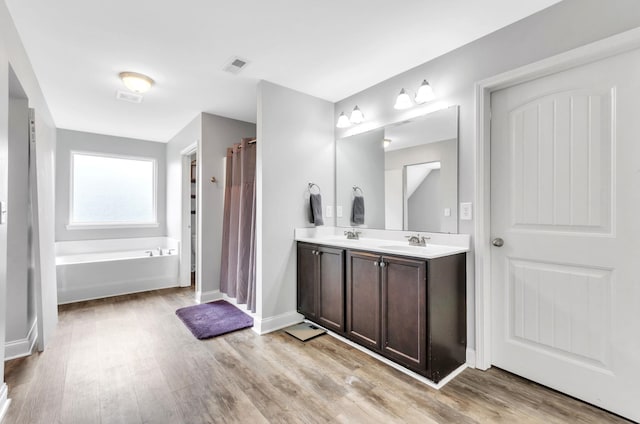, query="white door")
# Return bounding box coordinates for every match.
[491,49,640,421]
